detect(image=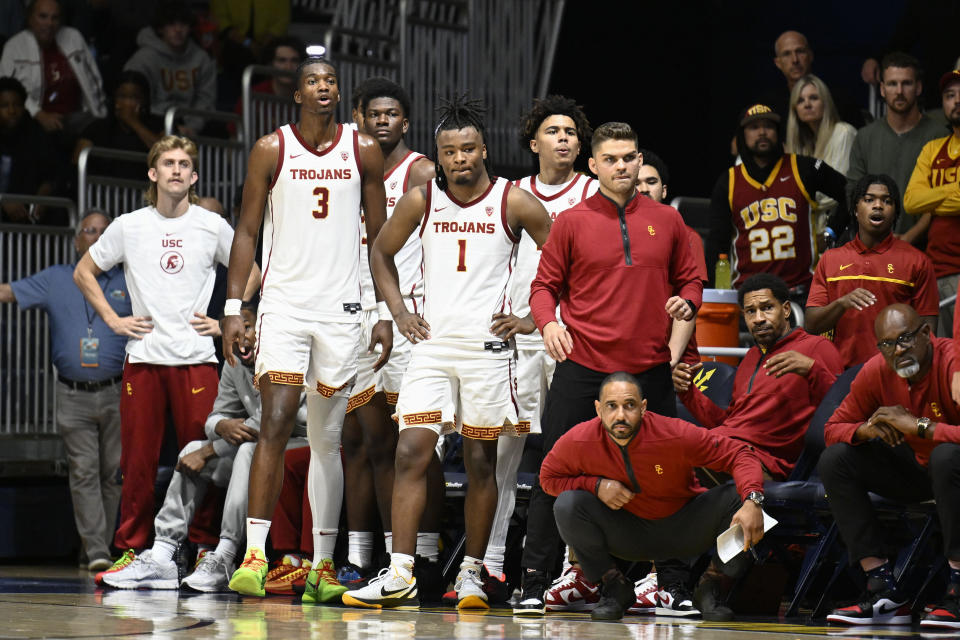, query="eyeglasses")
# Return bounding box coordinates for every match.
[78,227,103,235]
[876,324,924,355]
